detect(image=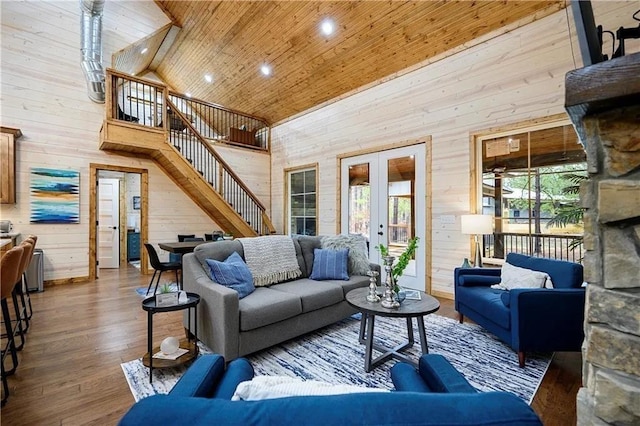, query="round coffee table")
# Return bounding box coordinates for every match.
[346,286,440,372]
